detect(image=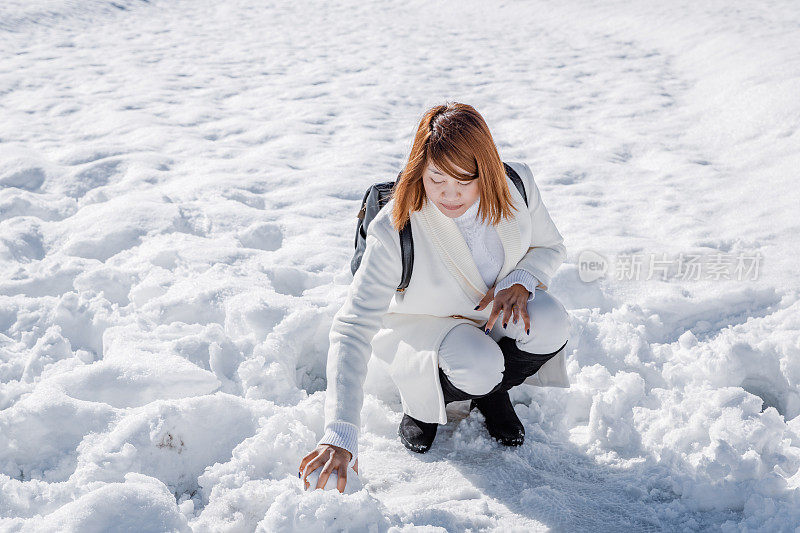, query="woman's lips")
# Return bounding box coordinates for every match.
[440,202,463,211]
